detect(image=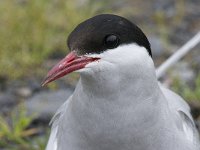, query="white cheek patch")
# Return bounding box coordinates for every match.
[87,43,150,63]
[84,59,114,74]
[83,59,101,69]
[82,43,153,72]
